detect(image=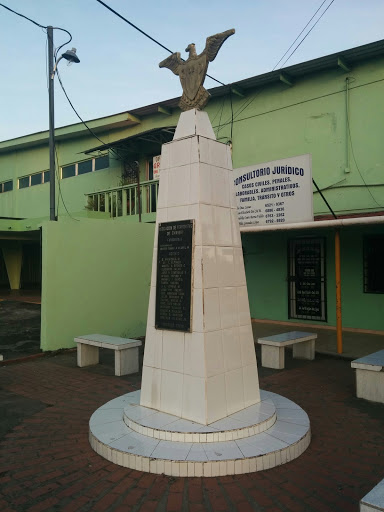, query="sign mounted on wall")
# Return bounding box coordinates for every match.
[233,154,313,227]
[153,155,161,180]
